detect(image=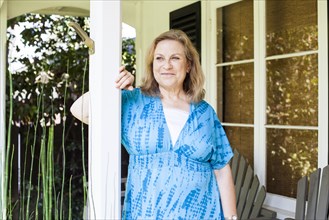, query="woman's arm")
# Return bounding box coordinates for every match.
[214,164,237,219]
[70,92,90,124]
[70,66,134,124]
